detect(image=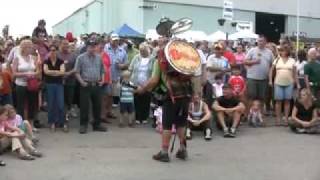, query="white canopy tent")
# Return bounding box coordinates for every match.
[206,30,236,42]
[175,30,208,42]
[229,30,259,40]
[145,29,160,41]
